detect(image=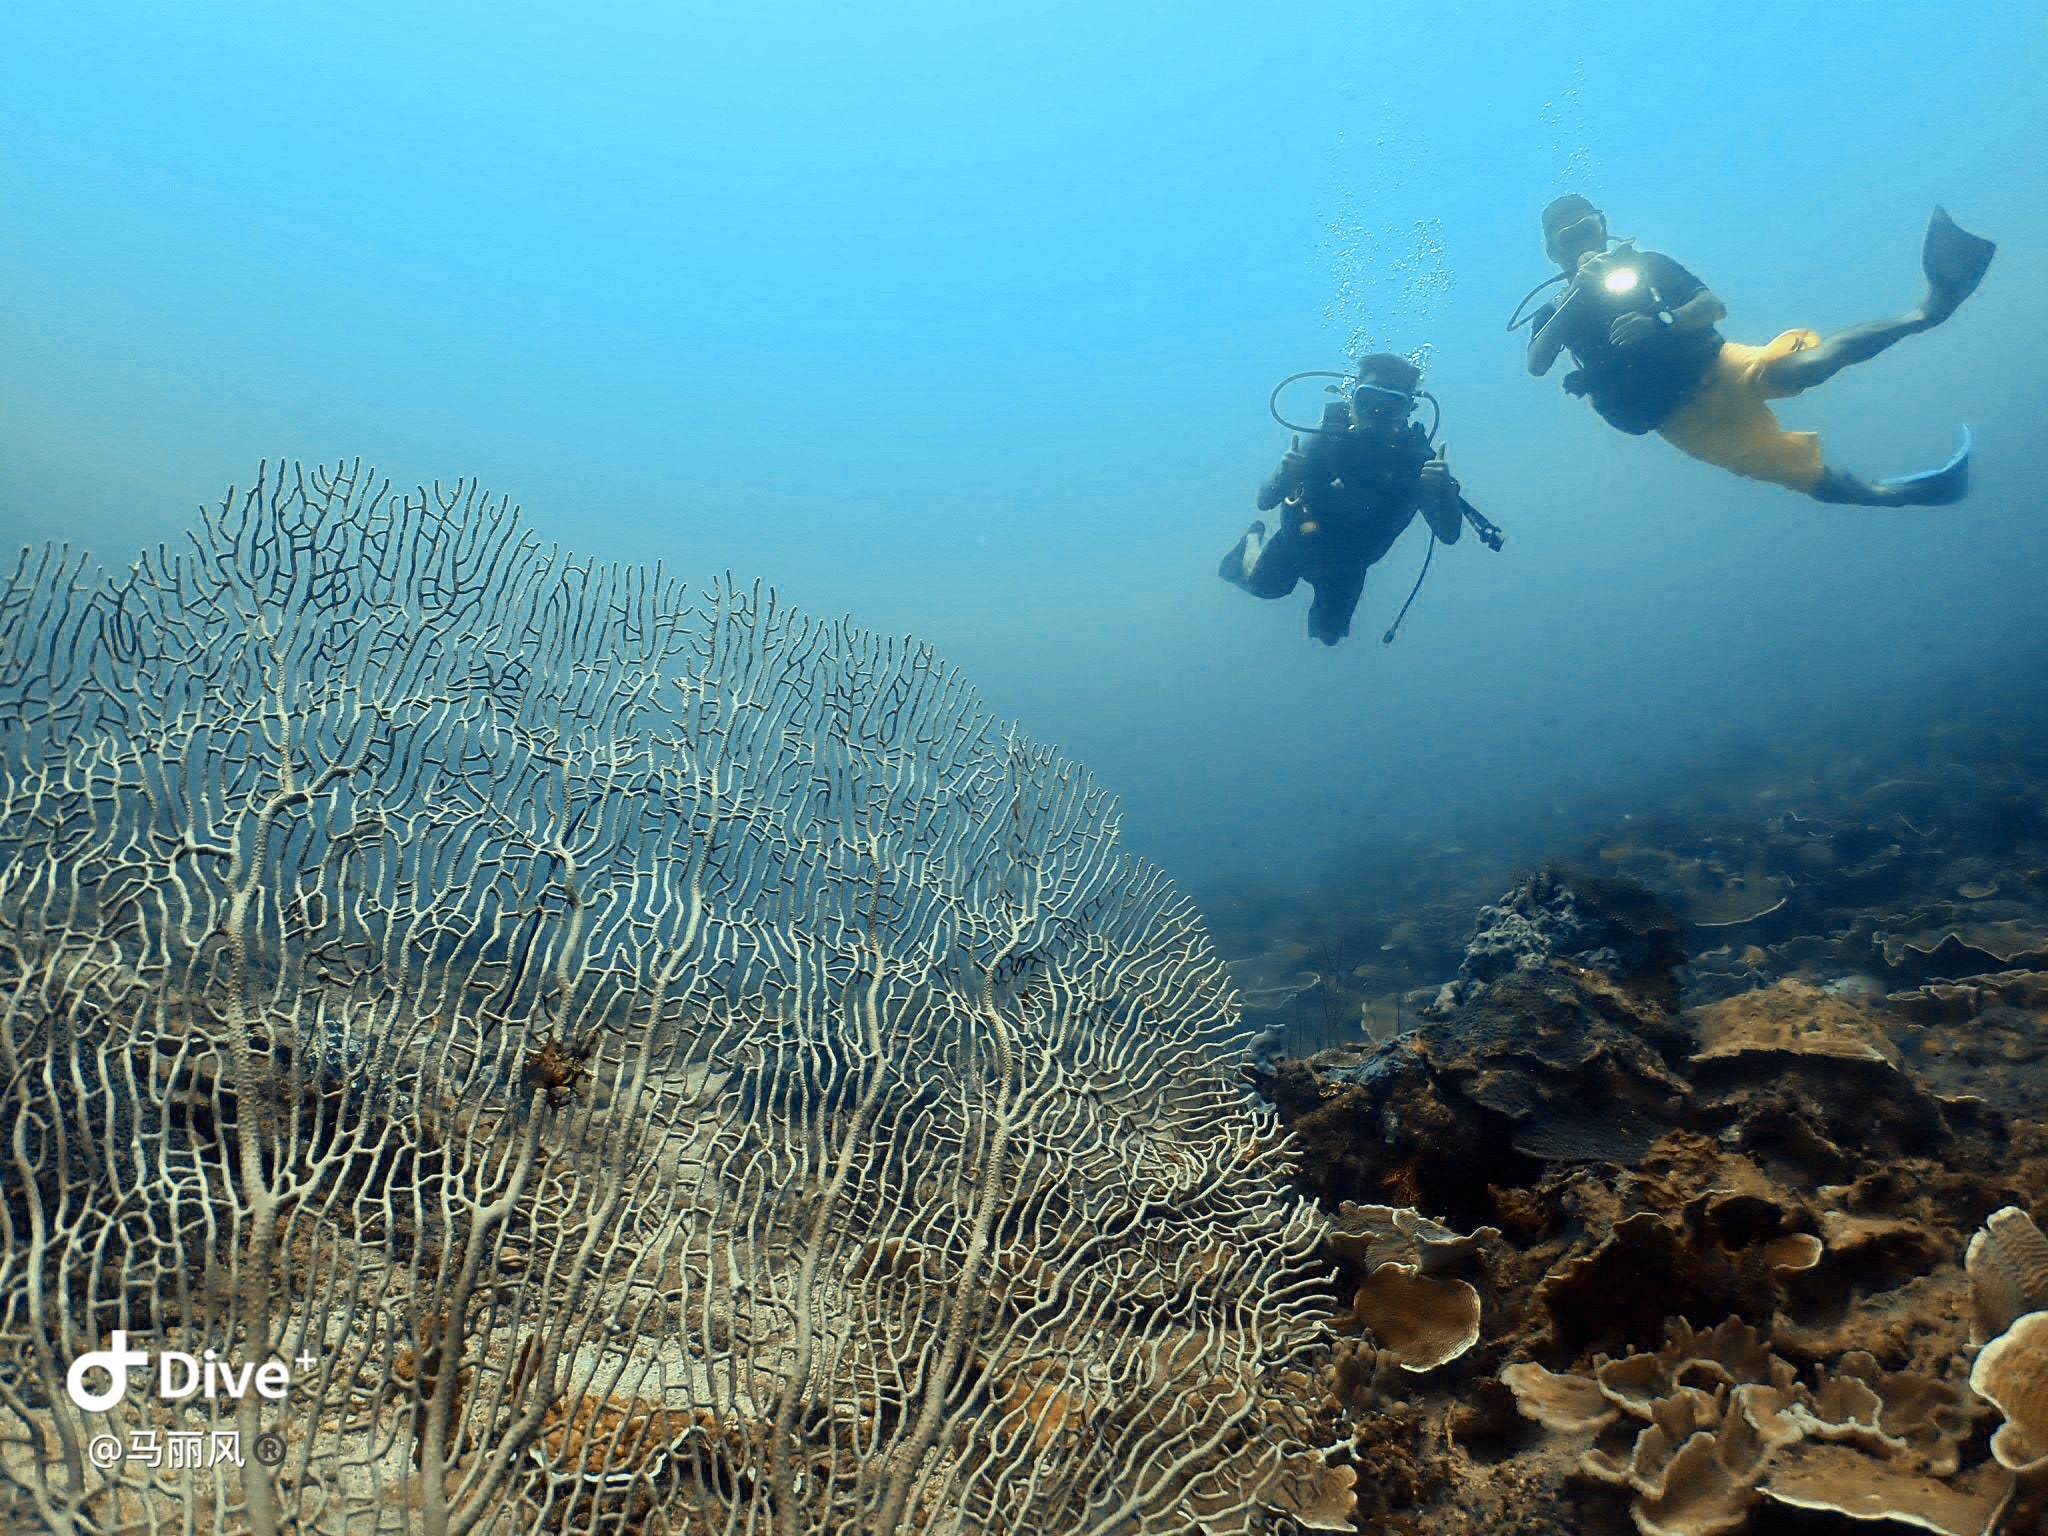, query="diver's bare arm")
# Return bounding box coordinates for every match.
[1665,288,1727,331]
